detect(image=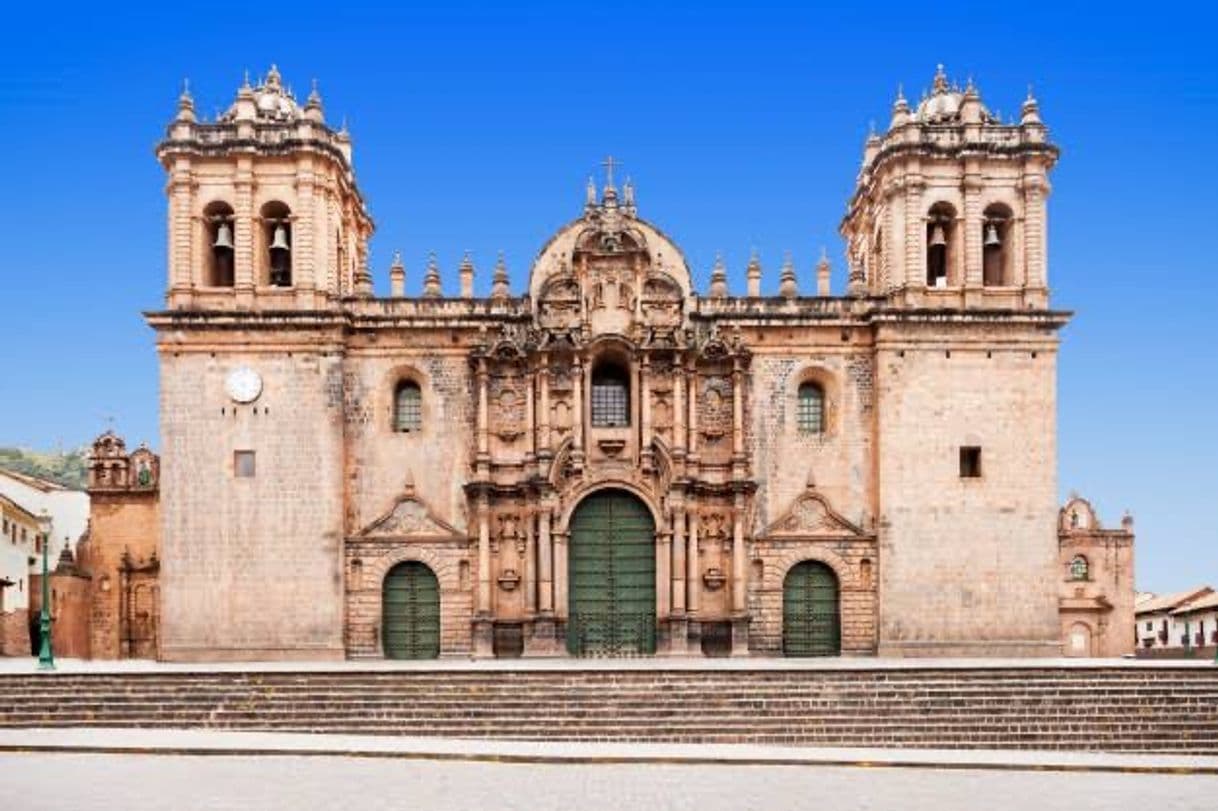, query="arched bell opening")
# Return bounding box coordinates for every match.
[202,201,235,287]
[925,202,958,288]
[982,203,1013,286]
[260,200,293,287]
